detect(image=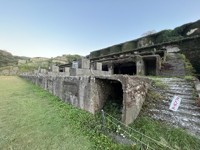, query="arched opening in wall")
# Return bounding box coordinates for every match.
[96,78,123,120]
[143,57,157,76]
[114,62,136,75]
